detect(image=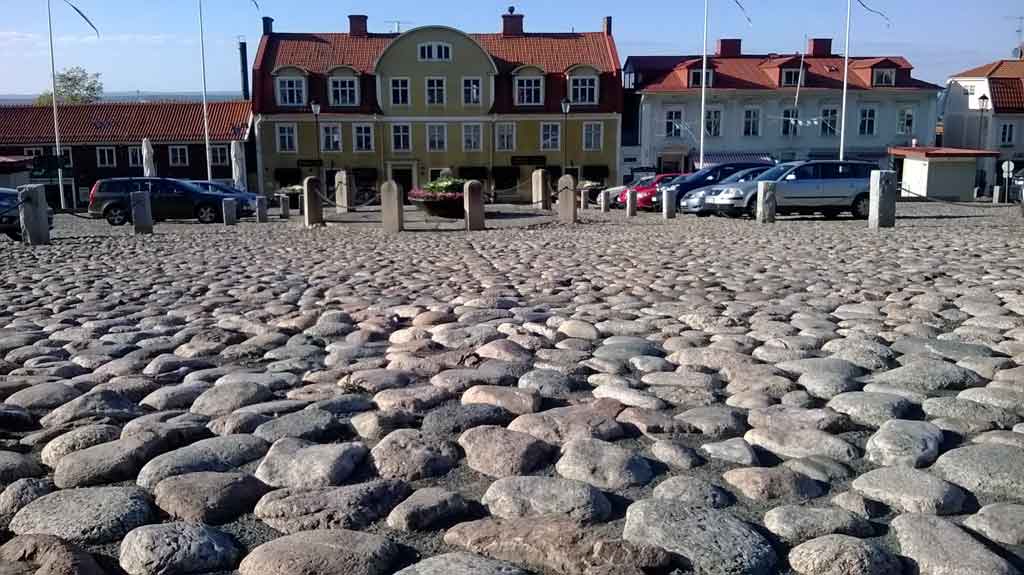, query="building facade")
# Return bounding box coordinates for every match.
[624,39,940,176]
[945,59,1024,189]
[252,11,623,200]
